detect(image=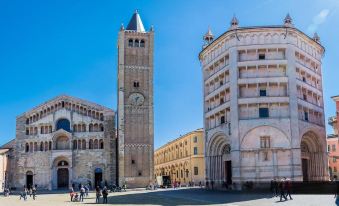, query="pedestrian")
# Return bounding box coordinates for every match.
[211,180,214,190]
[70,187,75,202]
[85,184,89,197]
[32,186,37,200]
[20,186,27,201]
[285,178,292,200]
[95,186,101,204]
[274,178,279,197]
[80,185,85,202]
[78,183,81,191]
[102,186,108,204]
[279,178,287,202]
[206,181,209,189]
[199,181,202,188]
